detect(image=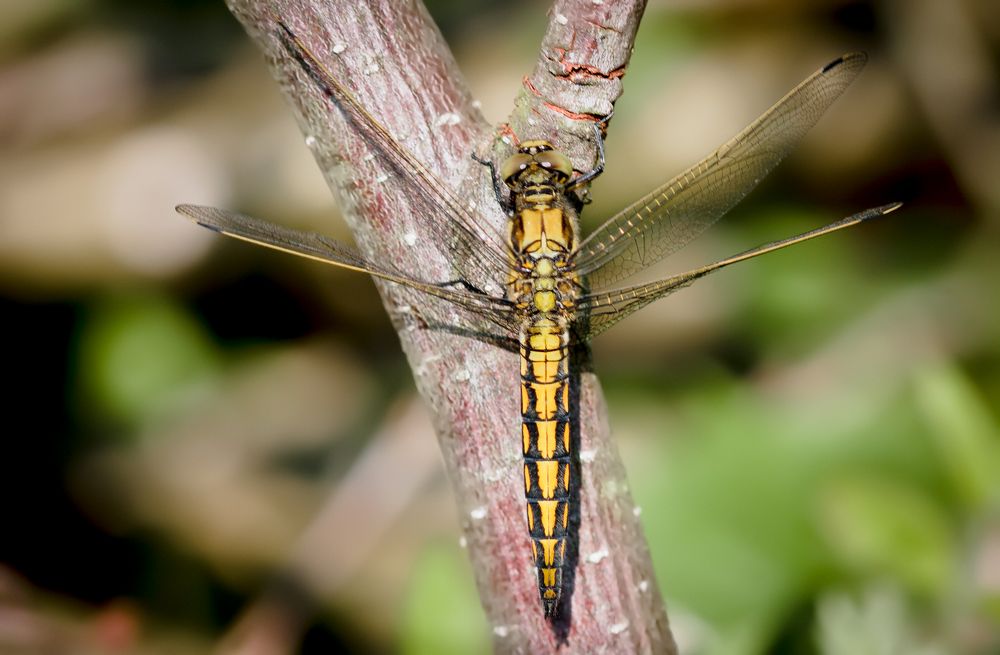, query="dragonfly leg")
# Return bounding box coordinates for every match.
[566,121,608,191]
[435,277,490,296]
[471,153,513,213]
